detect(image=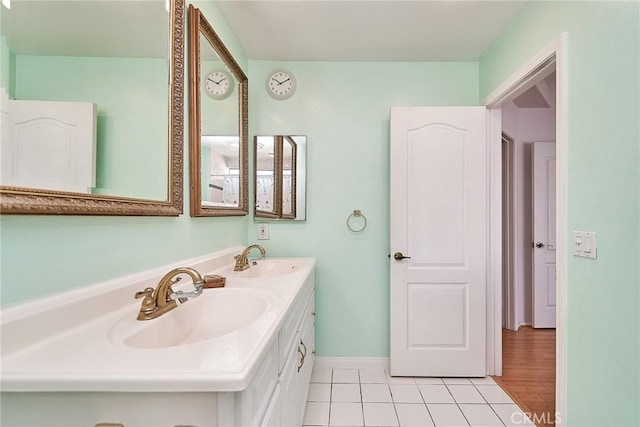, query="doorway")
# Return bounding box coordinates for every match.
[502,70,557,331]
[498,68,558,426]
[483,33,567,425]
